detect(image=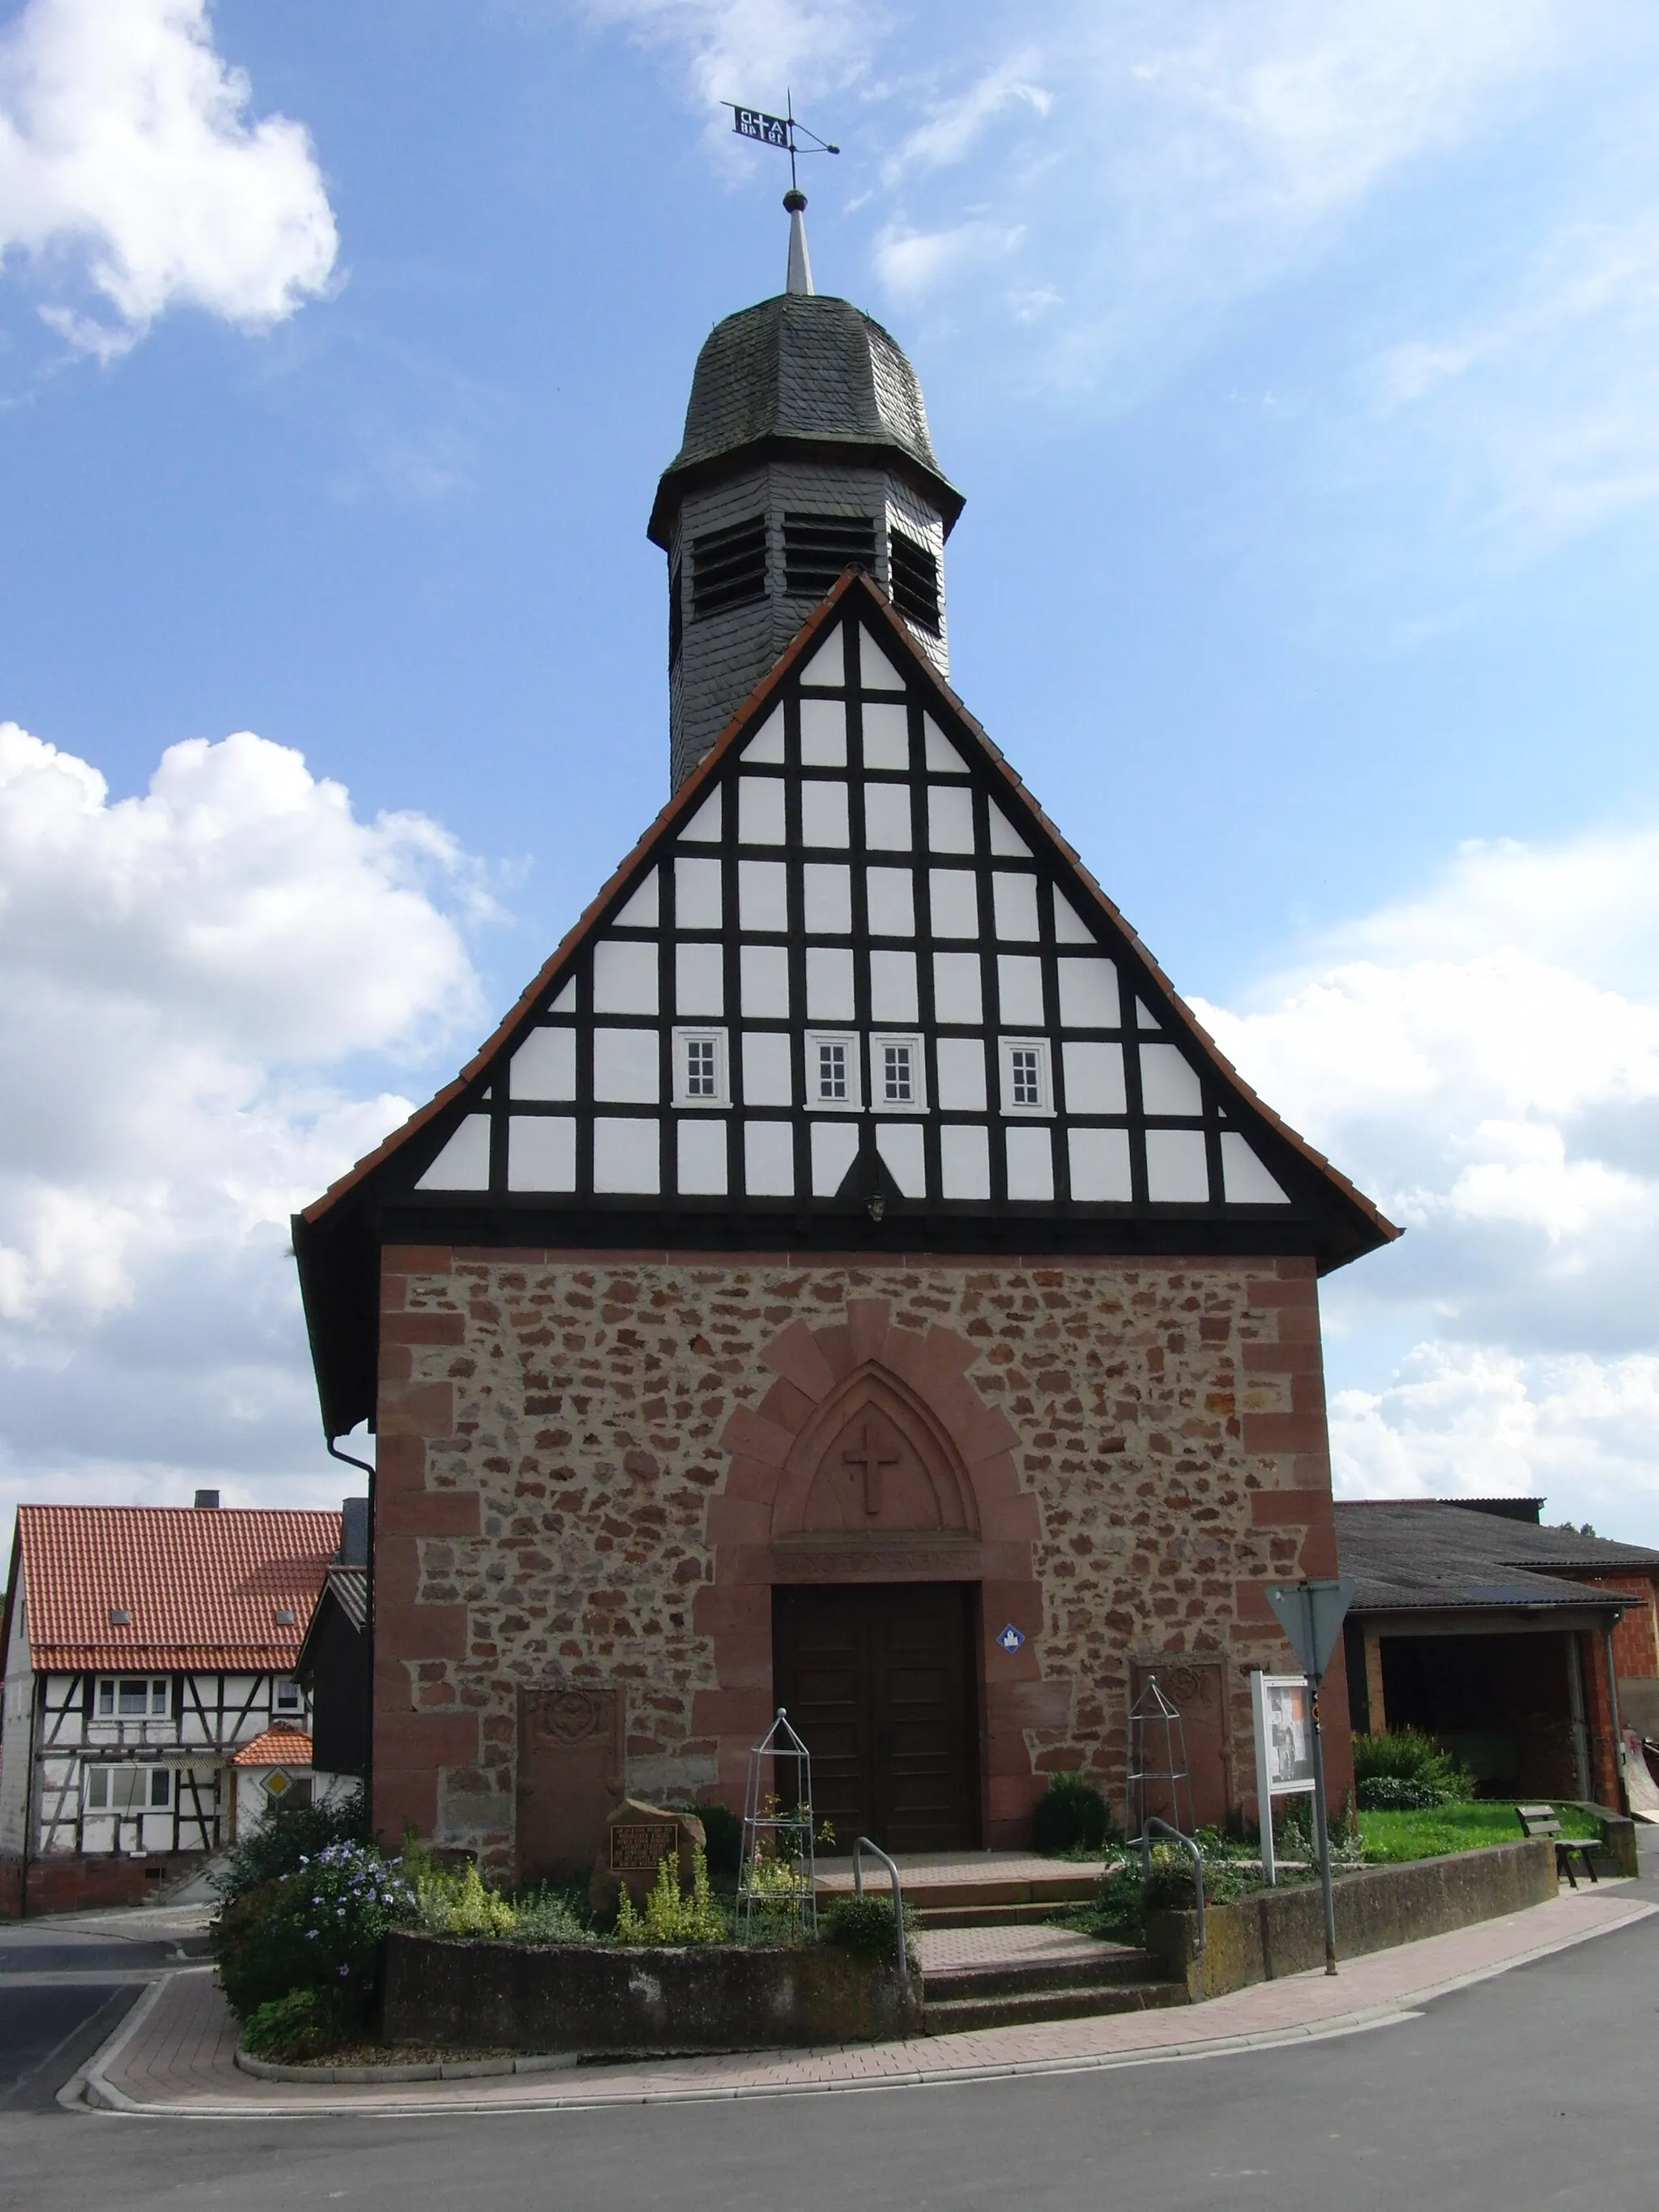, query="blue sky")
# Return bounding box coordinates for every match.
[2,0,1657,1534]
